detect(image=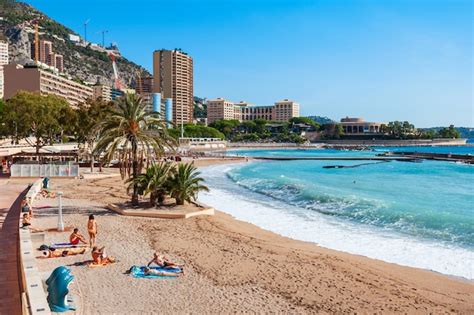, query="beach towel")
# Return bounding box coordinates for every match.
[128,265,182,278]
[40,243,88,250]
[88,257,117,268]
